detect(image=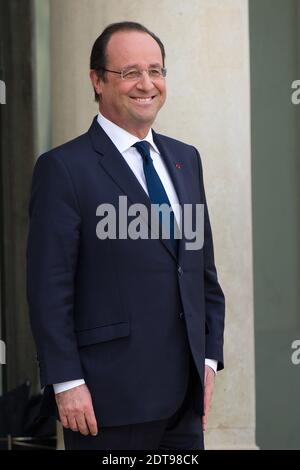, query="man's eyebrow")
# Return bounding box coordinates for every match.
[122,62,163,69]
